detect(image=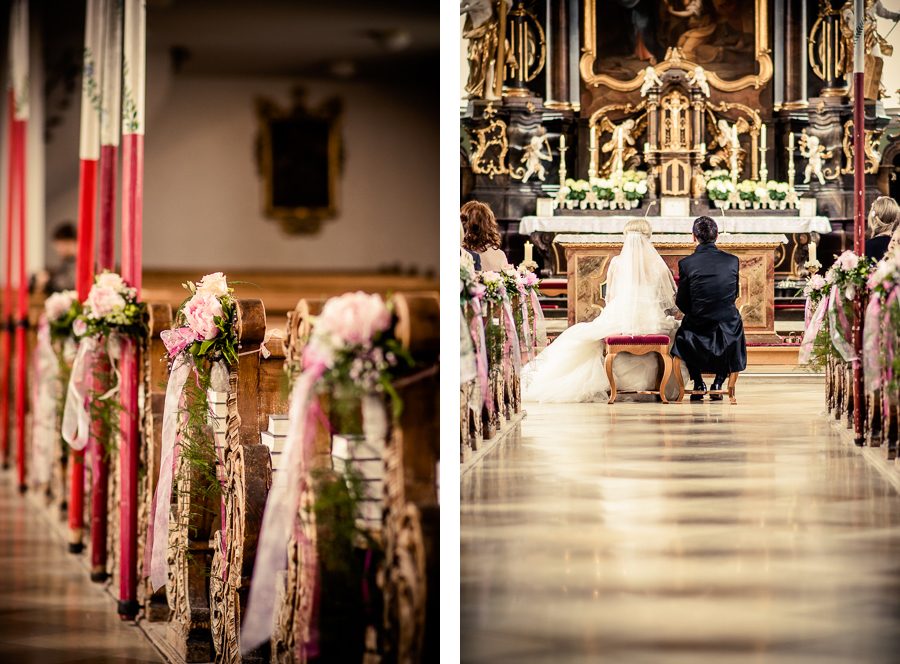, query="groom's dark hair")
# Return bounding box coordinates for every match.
[693,216,718,243]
